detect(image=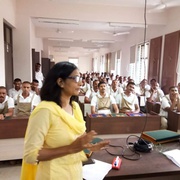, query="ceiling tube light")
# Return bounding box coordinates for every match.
[91,40,115,43]
[109,22,146,28]
[48,38,74,42]
[37,18,79,25]
[113,32,130,36]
